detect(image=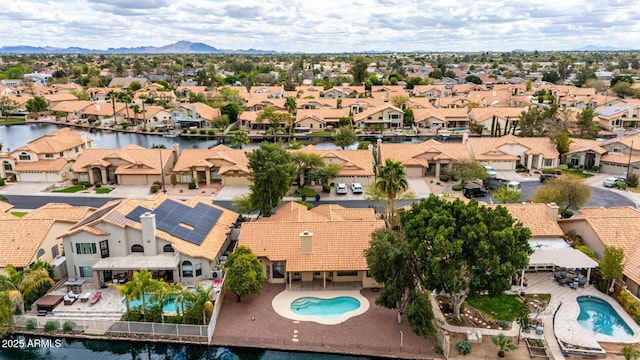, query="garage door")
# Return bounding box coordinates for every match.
[488,161,515,170]
[18,172,46,182]
[600,163,627,176]
[405,167,423,178]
